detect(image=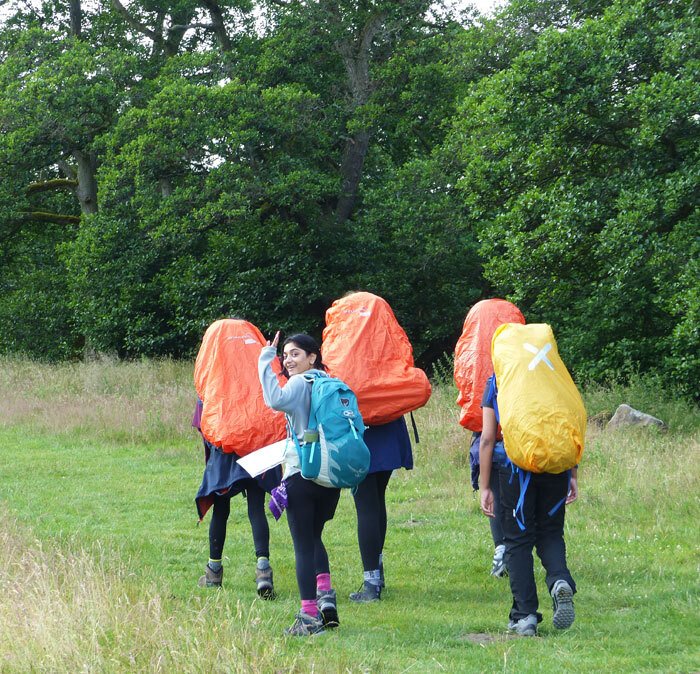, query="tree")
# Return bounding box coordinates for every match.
[449,0,699,392]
